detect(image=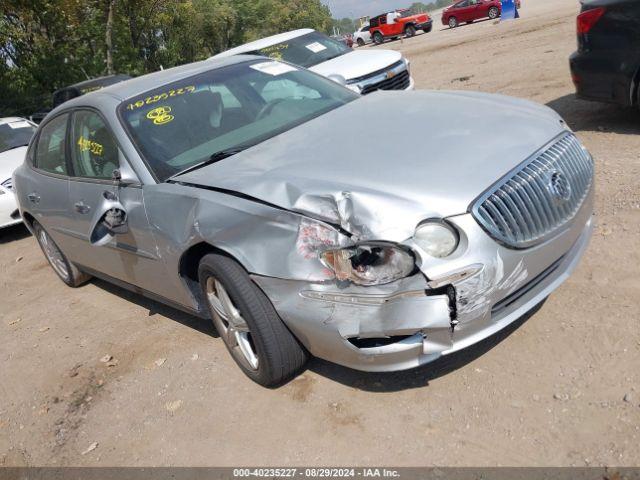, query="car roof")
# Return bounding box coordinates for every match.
[44,55,260,116]
[0,117,29,125]
[211,29,315,59]
[55,74,132,94]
